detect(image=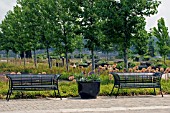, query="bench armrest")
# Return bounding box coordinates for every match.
[54,74,61,80]
[54,74,61,84]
